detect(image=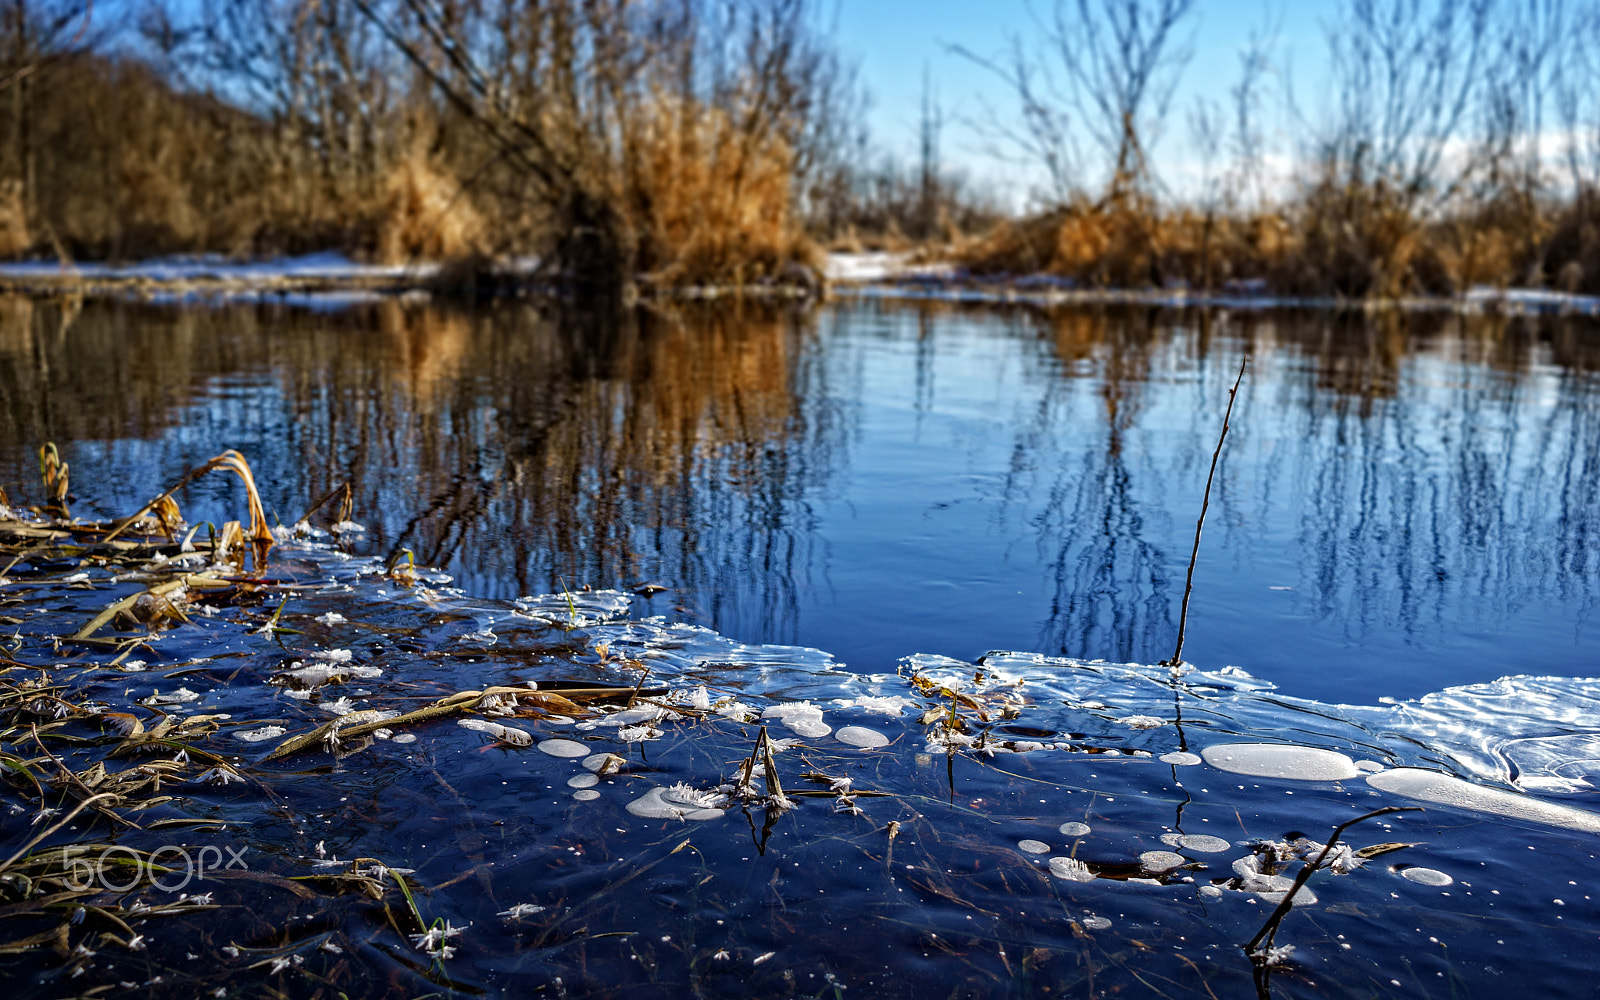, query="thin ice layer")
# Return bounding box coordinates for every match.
[1365,767,1600,833]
